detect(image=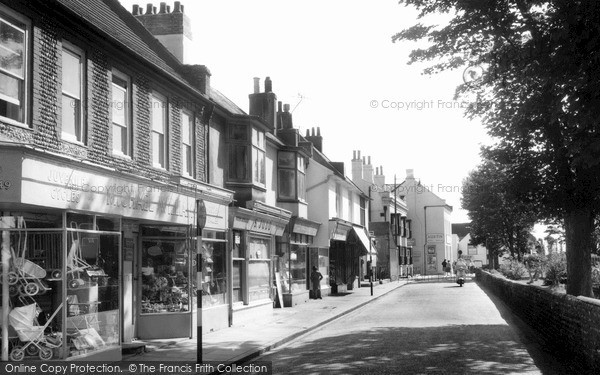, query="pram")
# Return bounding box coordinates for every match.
[65,222,107,289]
[8,302,63,361]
